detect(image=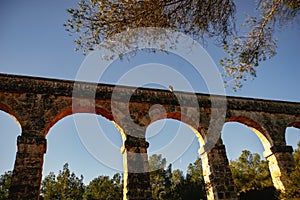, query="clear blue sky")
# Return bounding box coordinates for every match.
[0,1,299,184]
